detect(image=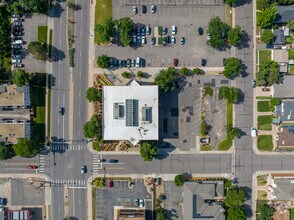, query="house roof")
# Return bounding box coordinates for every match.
[183,181,225,220]
[277,126,294,147]
[273,29,286,45]
[274,5,294,24]
[273,76,294,98]
[102,80,158,145]
[0,84,31,107]
[272,50,289,63]
[276,101,294,121]
[273,178,294,200]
